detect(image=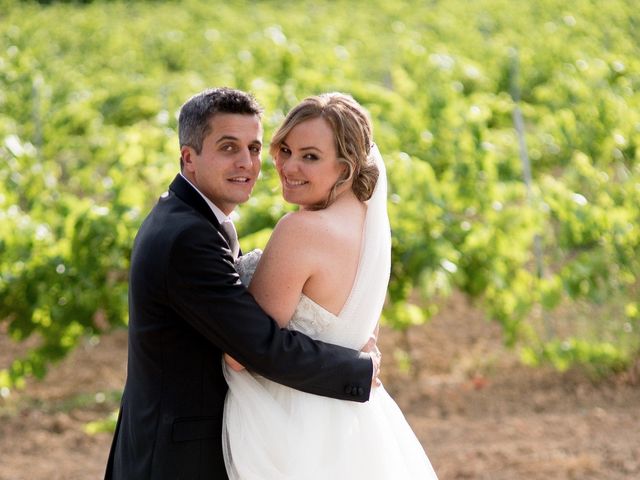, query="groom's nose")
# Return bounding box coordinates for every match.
[234,149,253,168]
